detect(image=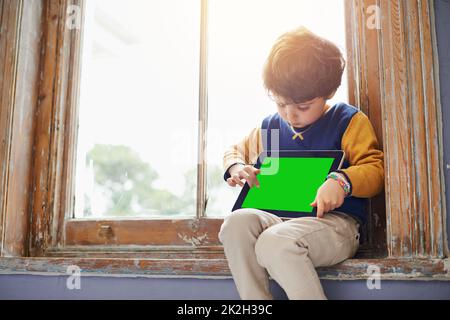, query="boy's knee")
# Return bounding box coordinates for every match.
[218,209,264,243]
[255,227,299,267]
